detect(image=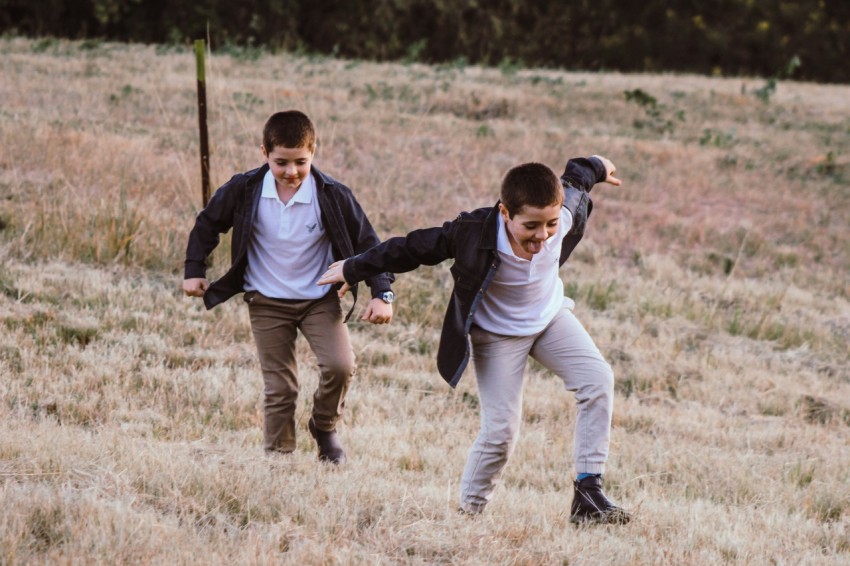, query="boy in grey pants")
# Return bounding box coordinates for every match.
[318,155,630,523]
